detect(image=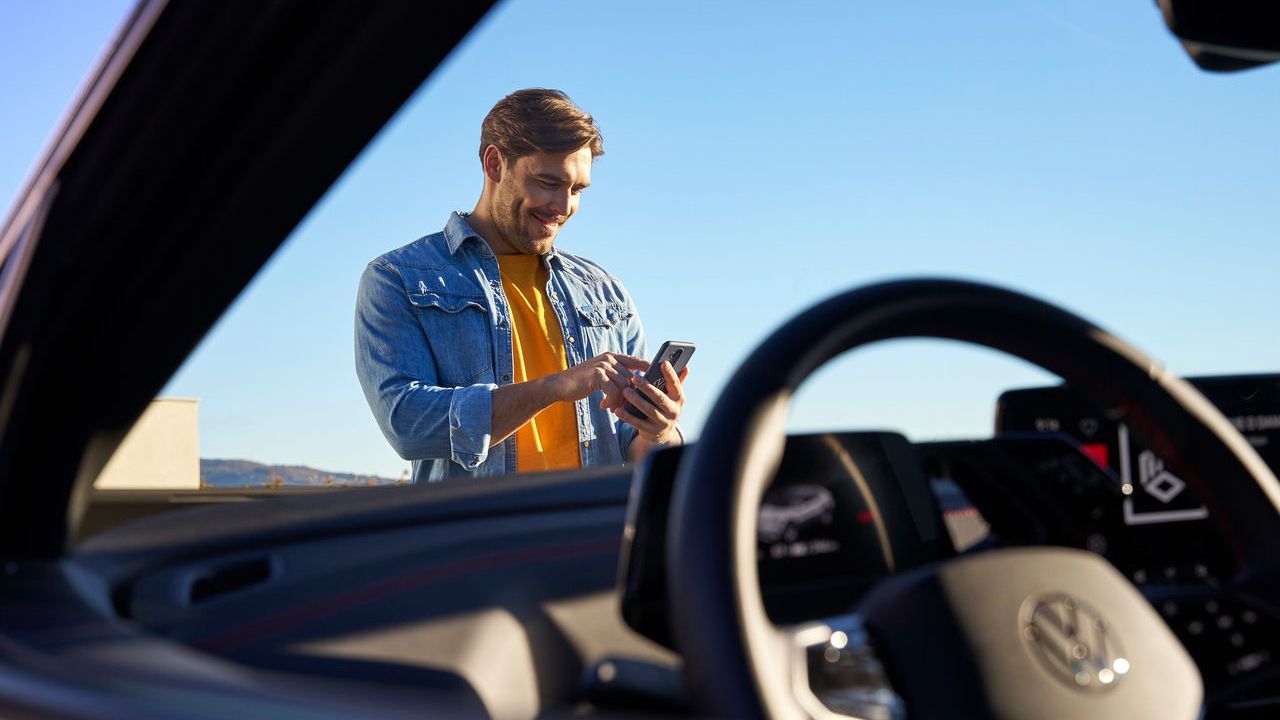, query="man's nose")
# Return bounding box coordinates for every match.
[549,189,572,217]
